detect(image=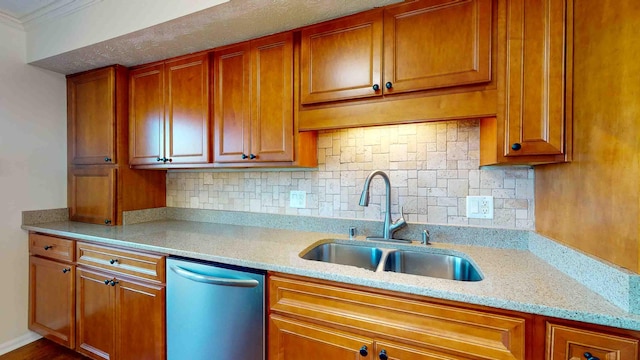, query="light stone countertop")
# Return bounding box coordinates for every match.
[22,219,640,331]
